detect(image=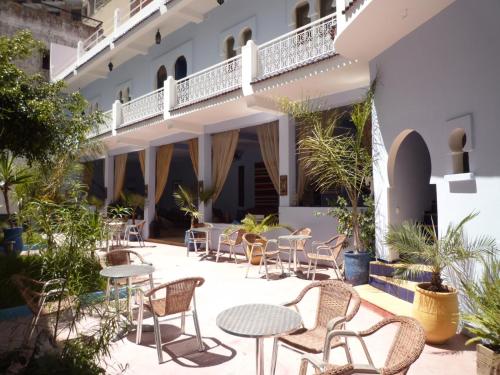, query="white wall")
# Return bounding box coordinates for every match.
[372,0,500,261]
